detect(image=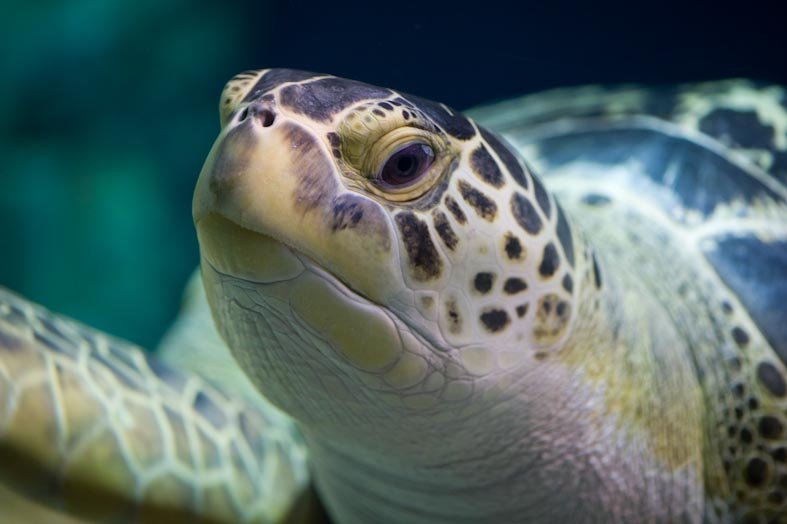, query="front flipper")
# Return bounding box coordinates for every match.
[0,287,319,524]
